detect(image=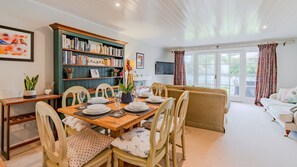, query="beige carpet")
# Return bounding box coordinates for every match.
[2,102,297,167]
